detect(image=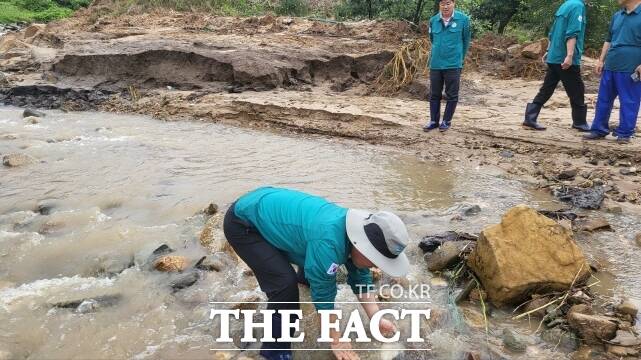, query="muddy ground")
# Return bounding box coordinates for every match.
[0,9,640,213]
